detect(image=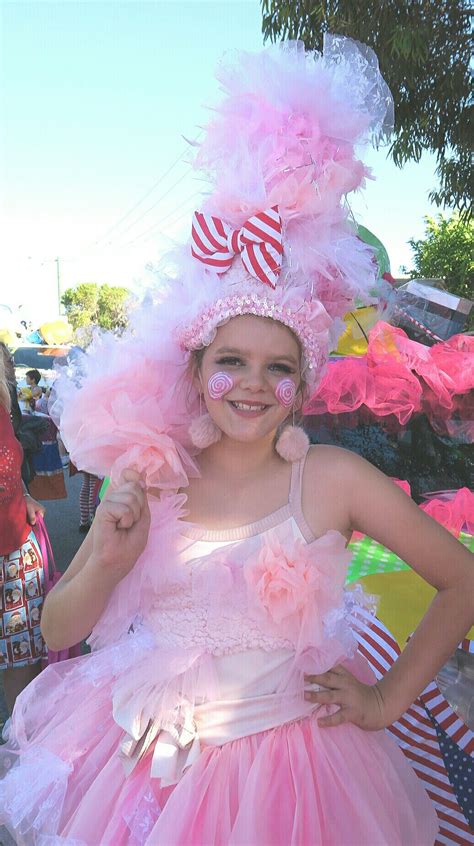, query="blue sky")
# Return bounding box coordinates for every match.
[1,0,446,323]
